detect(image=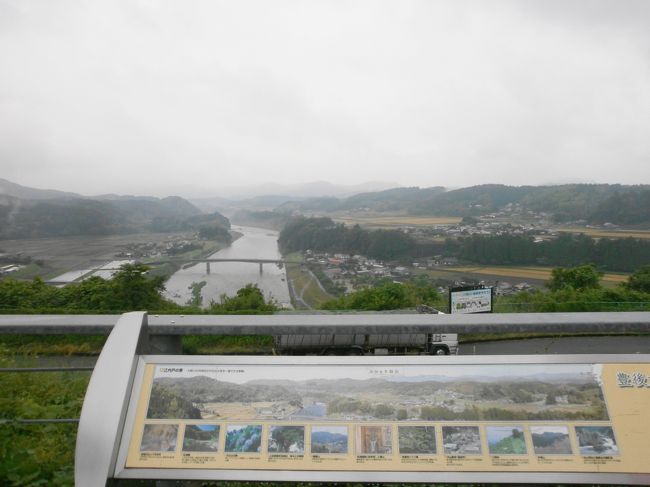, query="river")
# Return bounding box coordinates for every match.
[163,225,292,309]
